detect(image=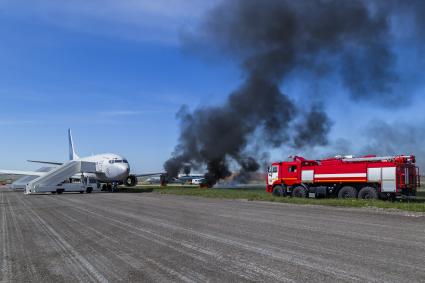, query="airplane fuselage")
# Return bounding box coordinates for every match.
[78,153,130,183]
